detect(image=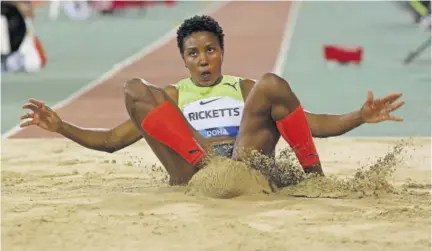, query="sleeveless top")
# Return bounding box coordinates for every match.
[175,75,244,139]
